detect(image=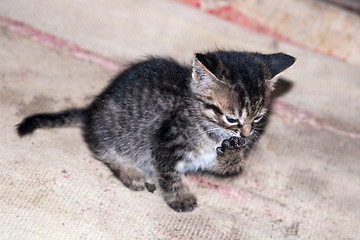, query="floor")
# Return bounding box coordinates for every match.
[178,0,360,66]
[0,0,359,239]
